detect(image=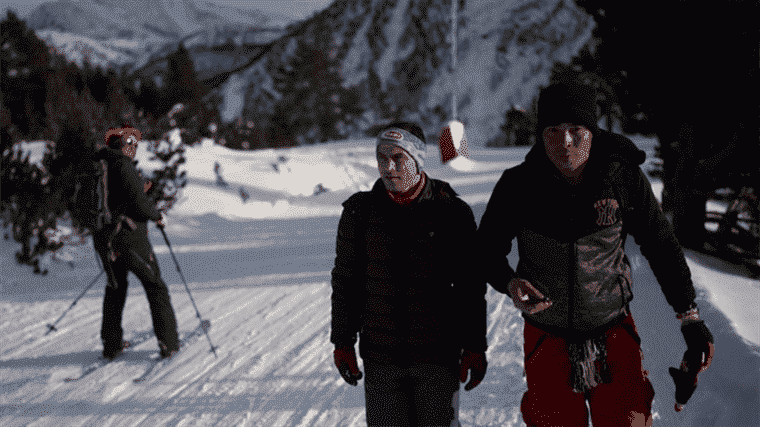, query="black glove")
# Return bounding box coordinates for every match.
[669,320,714,411]
[681,320,714,371]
